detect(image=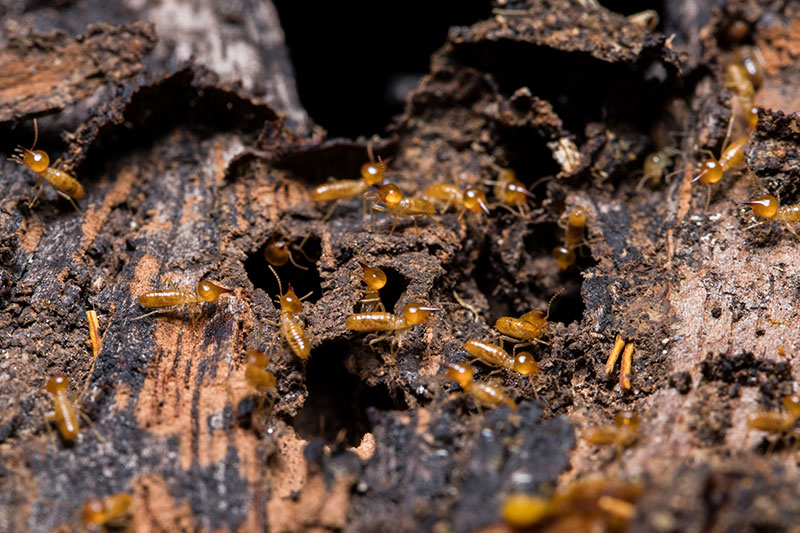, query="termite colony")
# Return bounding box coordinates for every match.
[11,8,798,531]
